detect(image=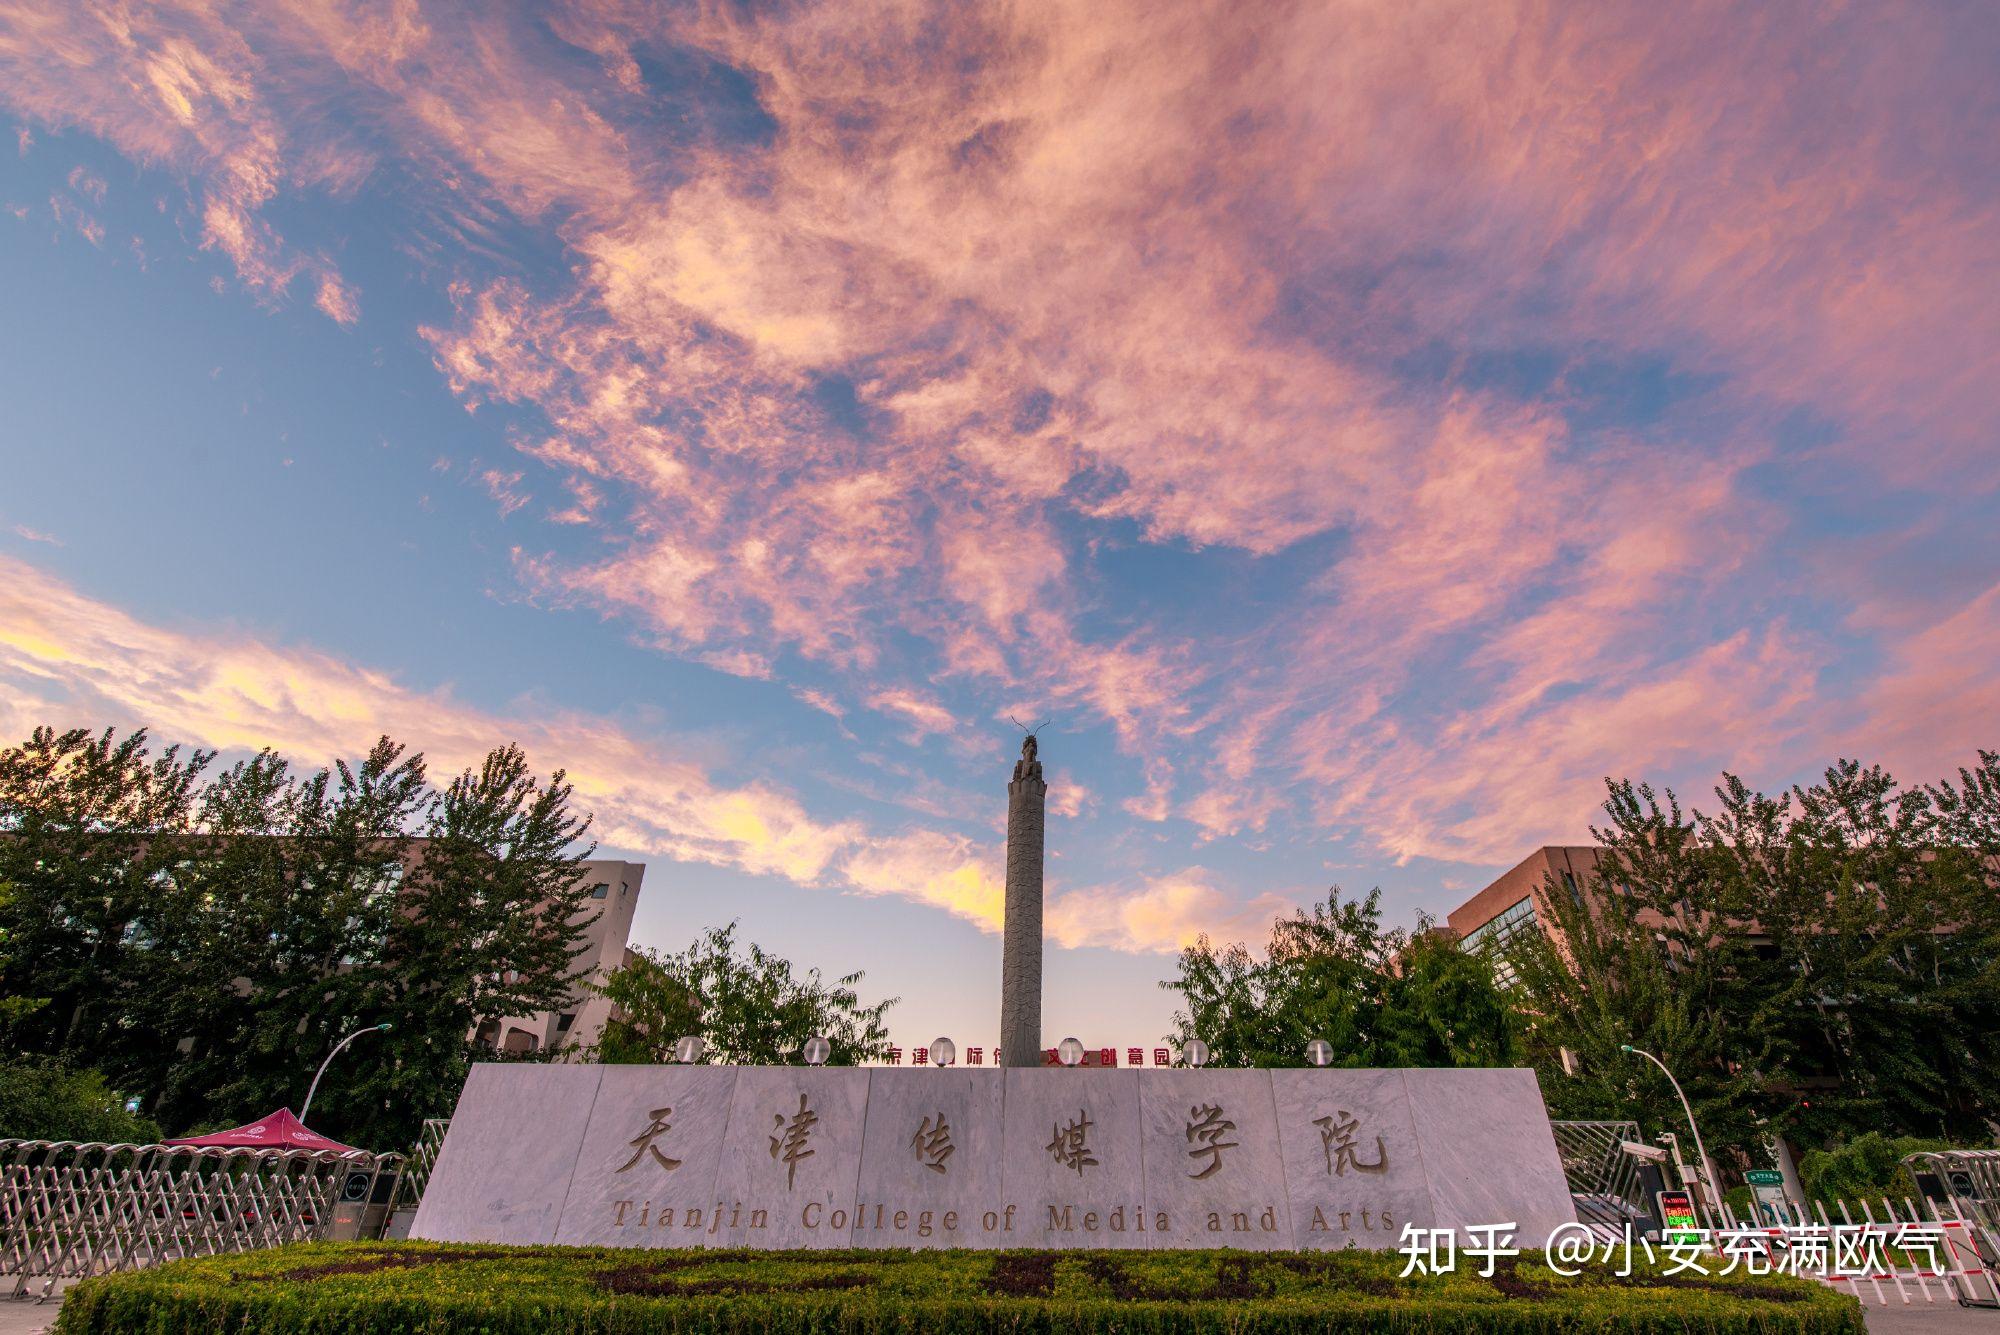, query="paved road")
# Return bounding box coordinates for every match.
[1863,1299,2000,1332]
[0,1296,61,1335]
